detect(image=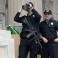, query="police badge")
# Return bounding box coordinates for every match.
[51,22,53,25]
